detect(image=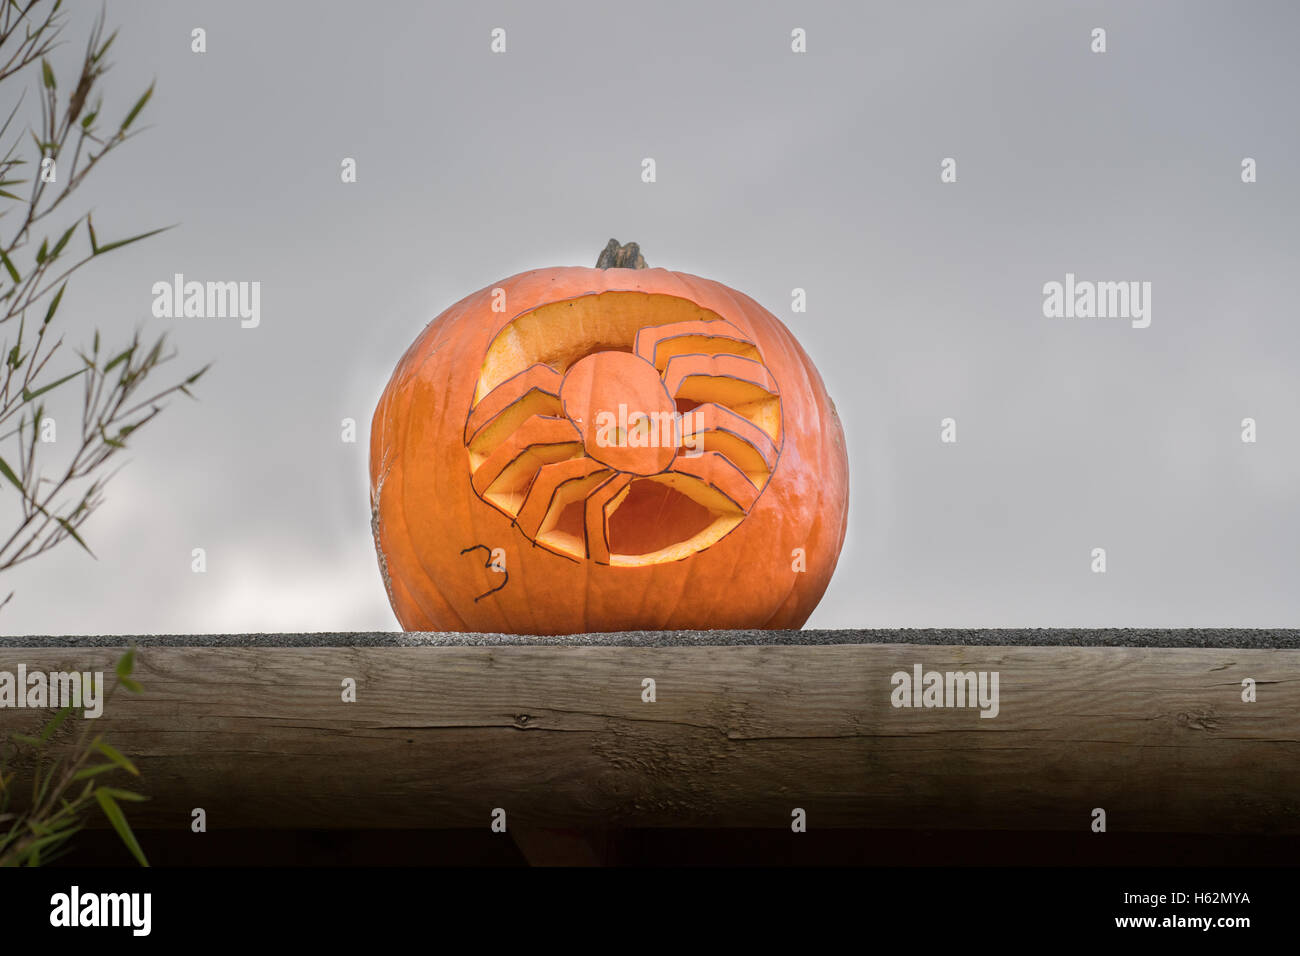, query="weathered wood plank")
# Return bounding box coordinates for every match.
[1,643,1296,832]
